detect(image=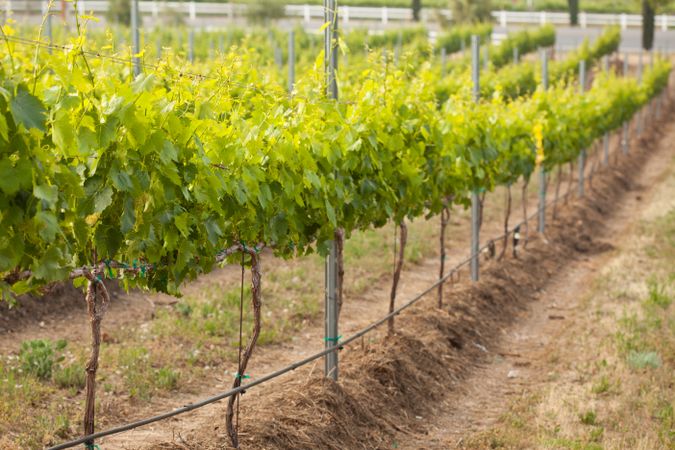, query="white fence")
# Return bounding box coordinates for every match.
[4,1,675,30]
